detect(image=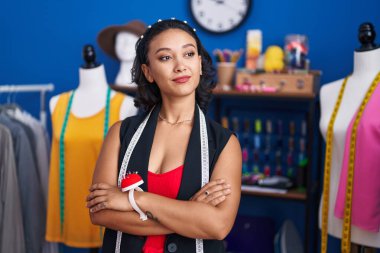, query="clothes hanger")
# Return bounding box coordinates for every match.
[0,87,22,116]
